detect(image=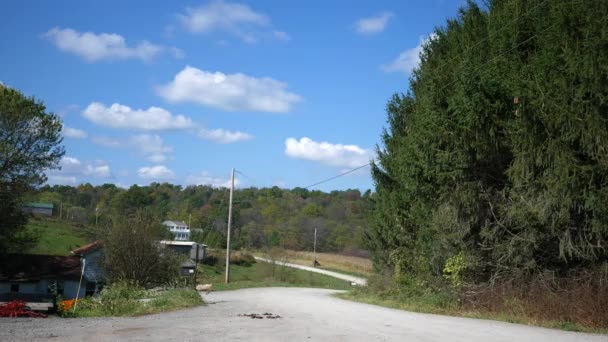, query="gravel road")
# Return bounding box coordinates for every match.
[253,256,368,285]
[0,287,604,341]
